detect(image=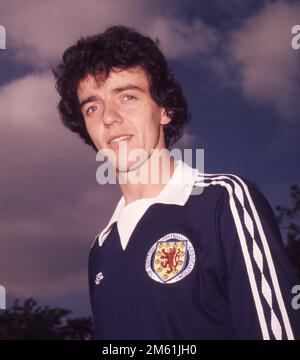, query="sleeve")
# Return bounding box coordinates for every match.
[216,175,300,340]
